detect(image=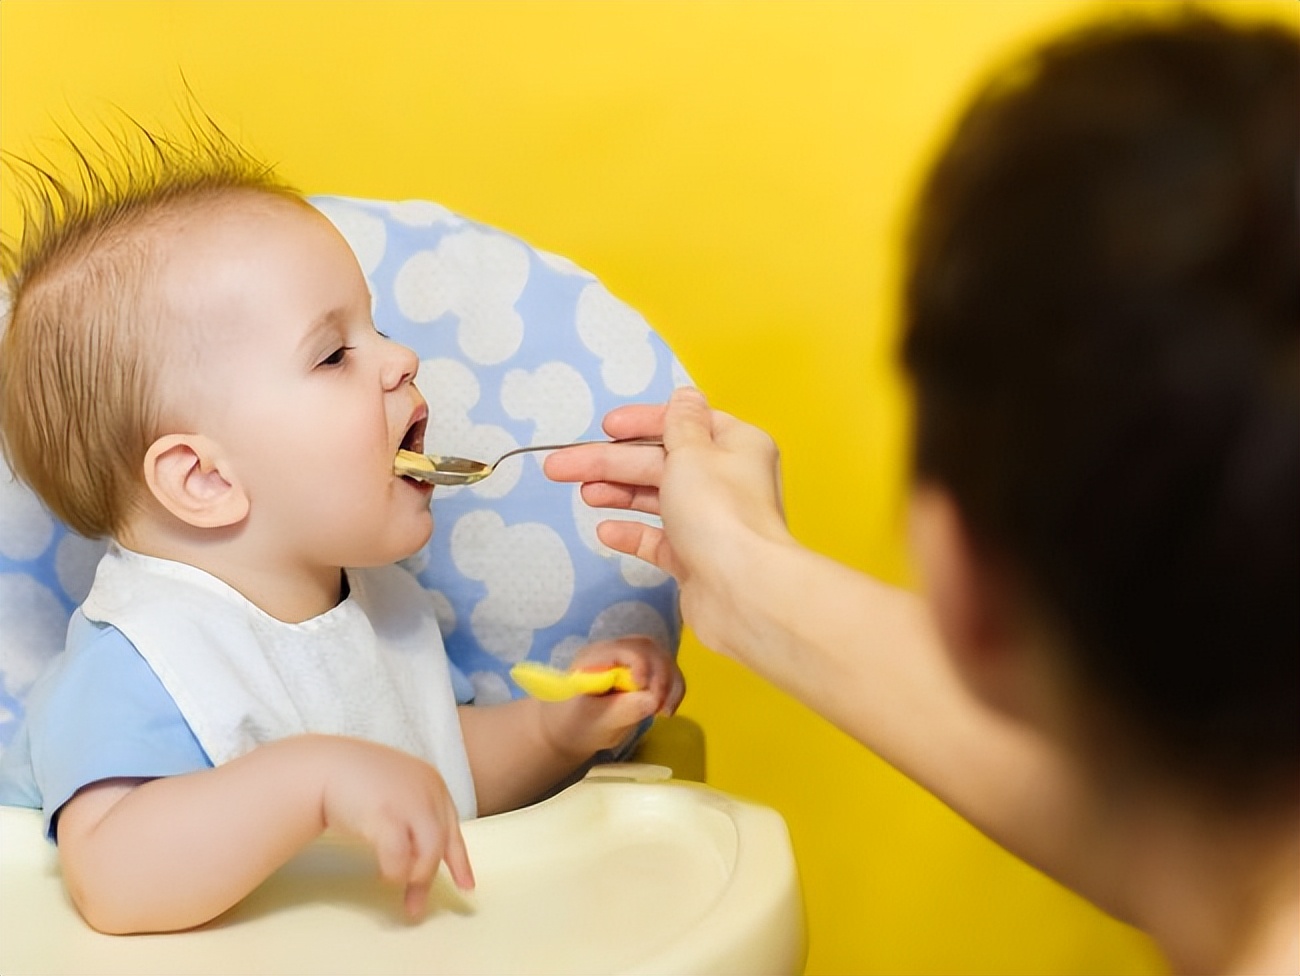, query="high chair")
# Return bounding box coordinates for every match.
[0,197,805,975]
